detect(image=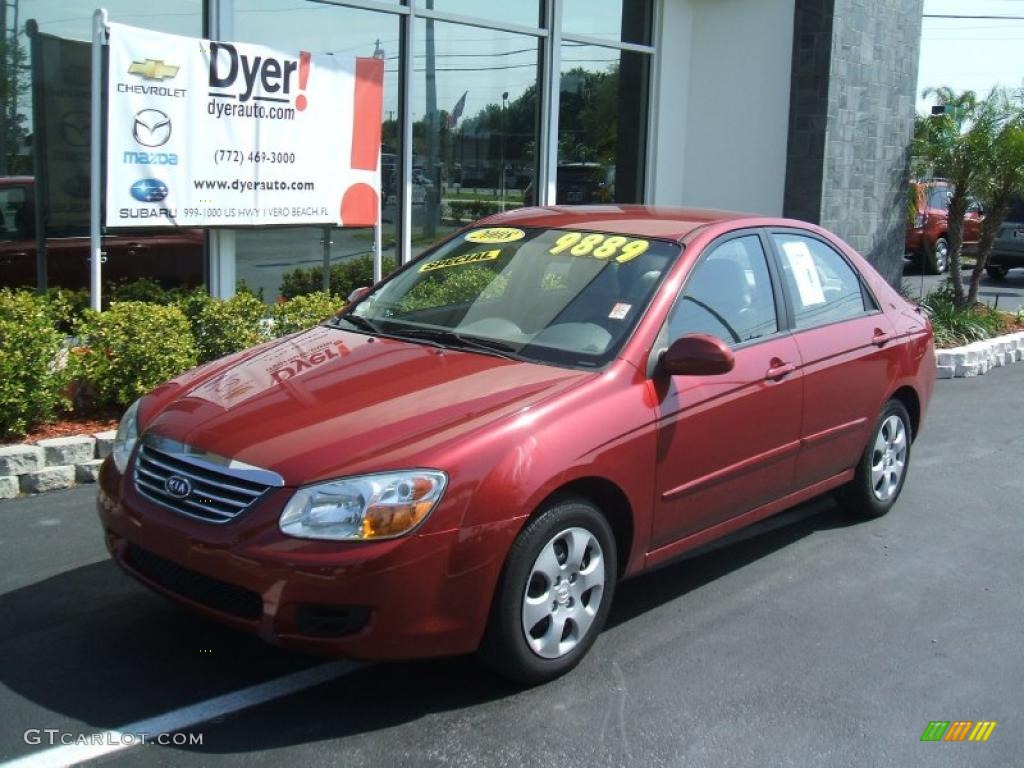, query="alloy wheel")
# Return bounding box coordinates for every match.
[870,414,907,502]
[521,527,606,659]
